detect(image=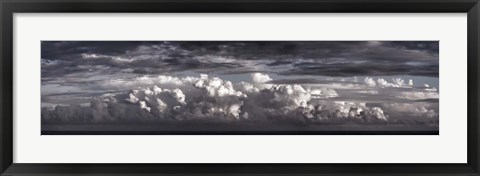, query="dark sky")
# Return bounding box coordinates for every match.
[41,41,439,78]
